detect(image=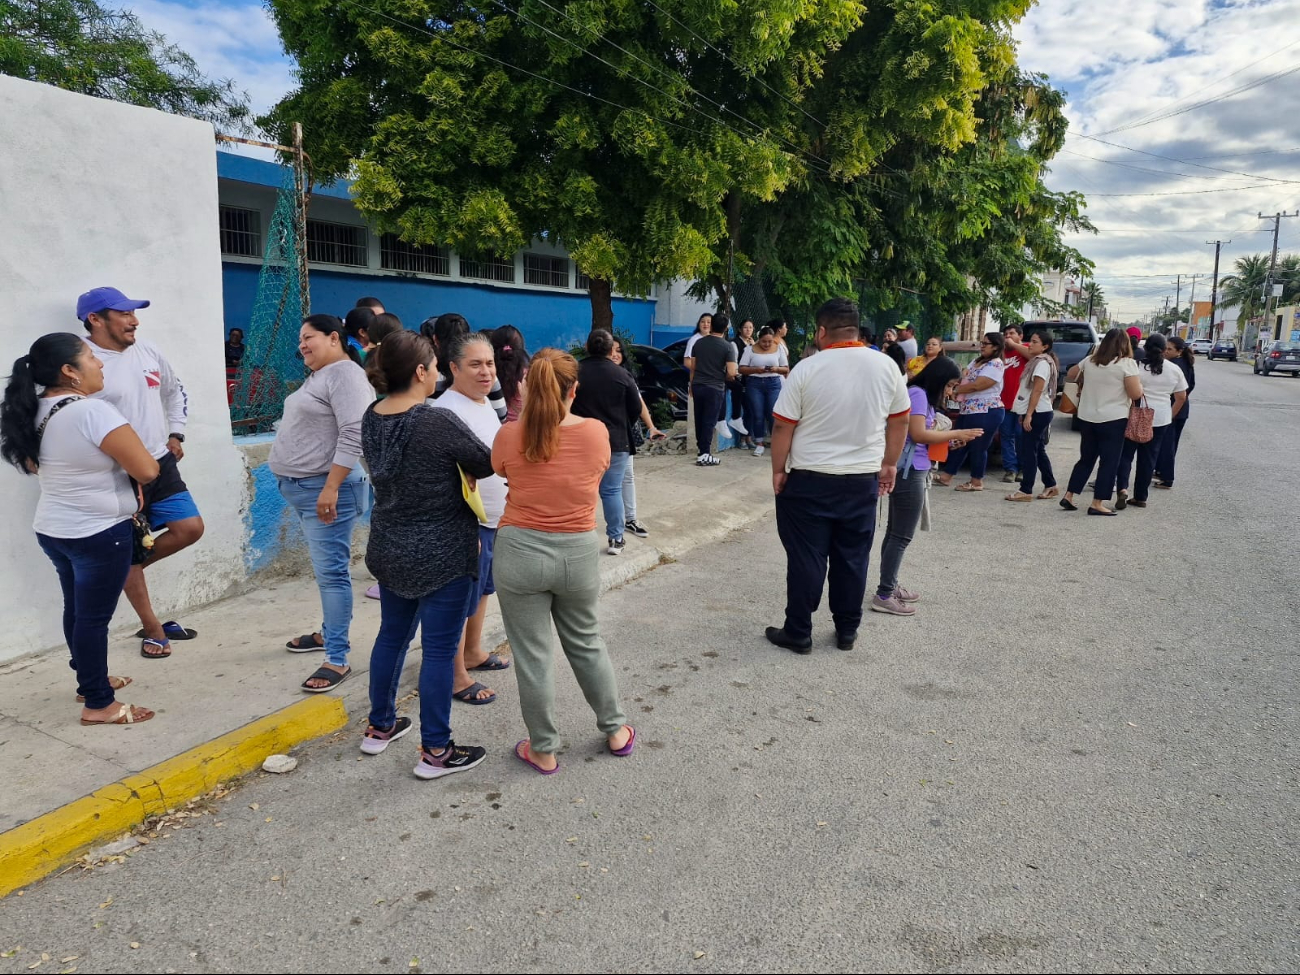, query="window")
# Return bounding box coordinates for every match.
[219,205,261,257]
[576,268,592,290]
[380,235,450,275]
[306,219,367,266]
[459,254,516,283]
[524,253,570,288]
